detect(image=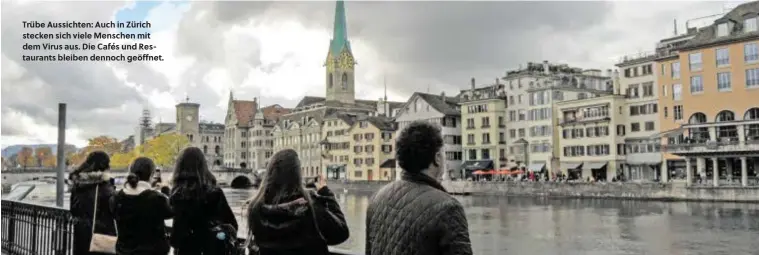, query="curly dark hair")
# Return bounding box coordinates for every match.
[395,121,443,173]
